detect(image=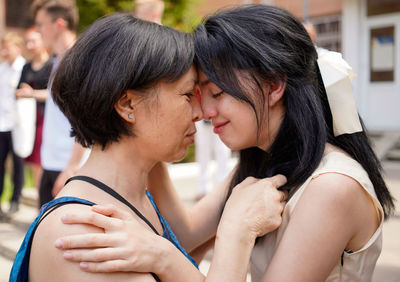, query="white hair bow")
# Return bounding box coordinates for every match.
[317,51,362,136]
